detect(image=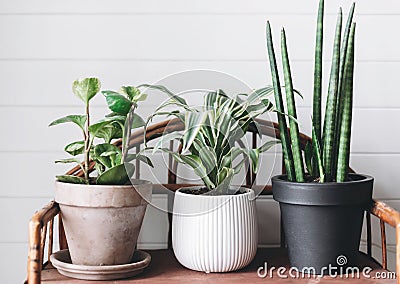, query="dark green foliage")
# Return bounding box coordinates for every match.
[266,21,296,181]
[265,0,356,183]
[50,78,150,185]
